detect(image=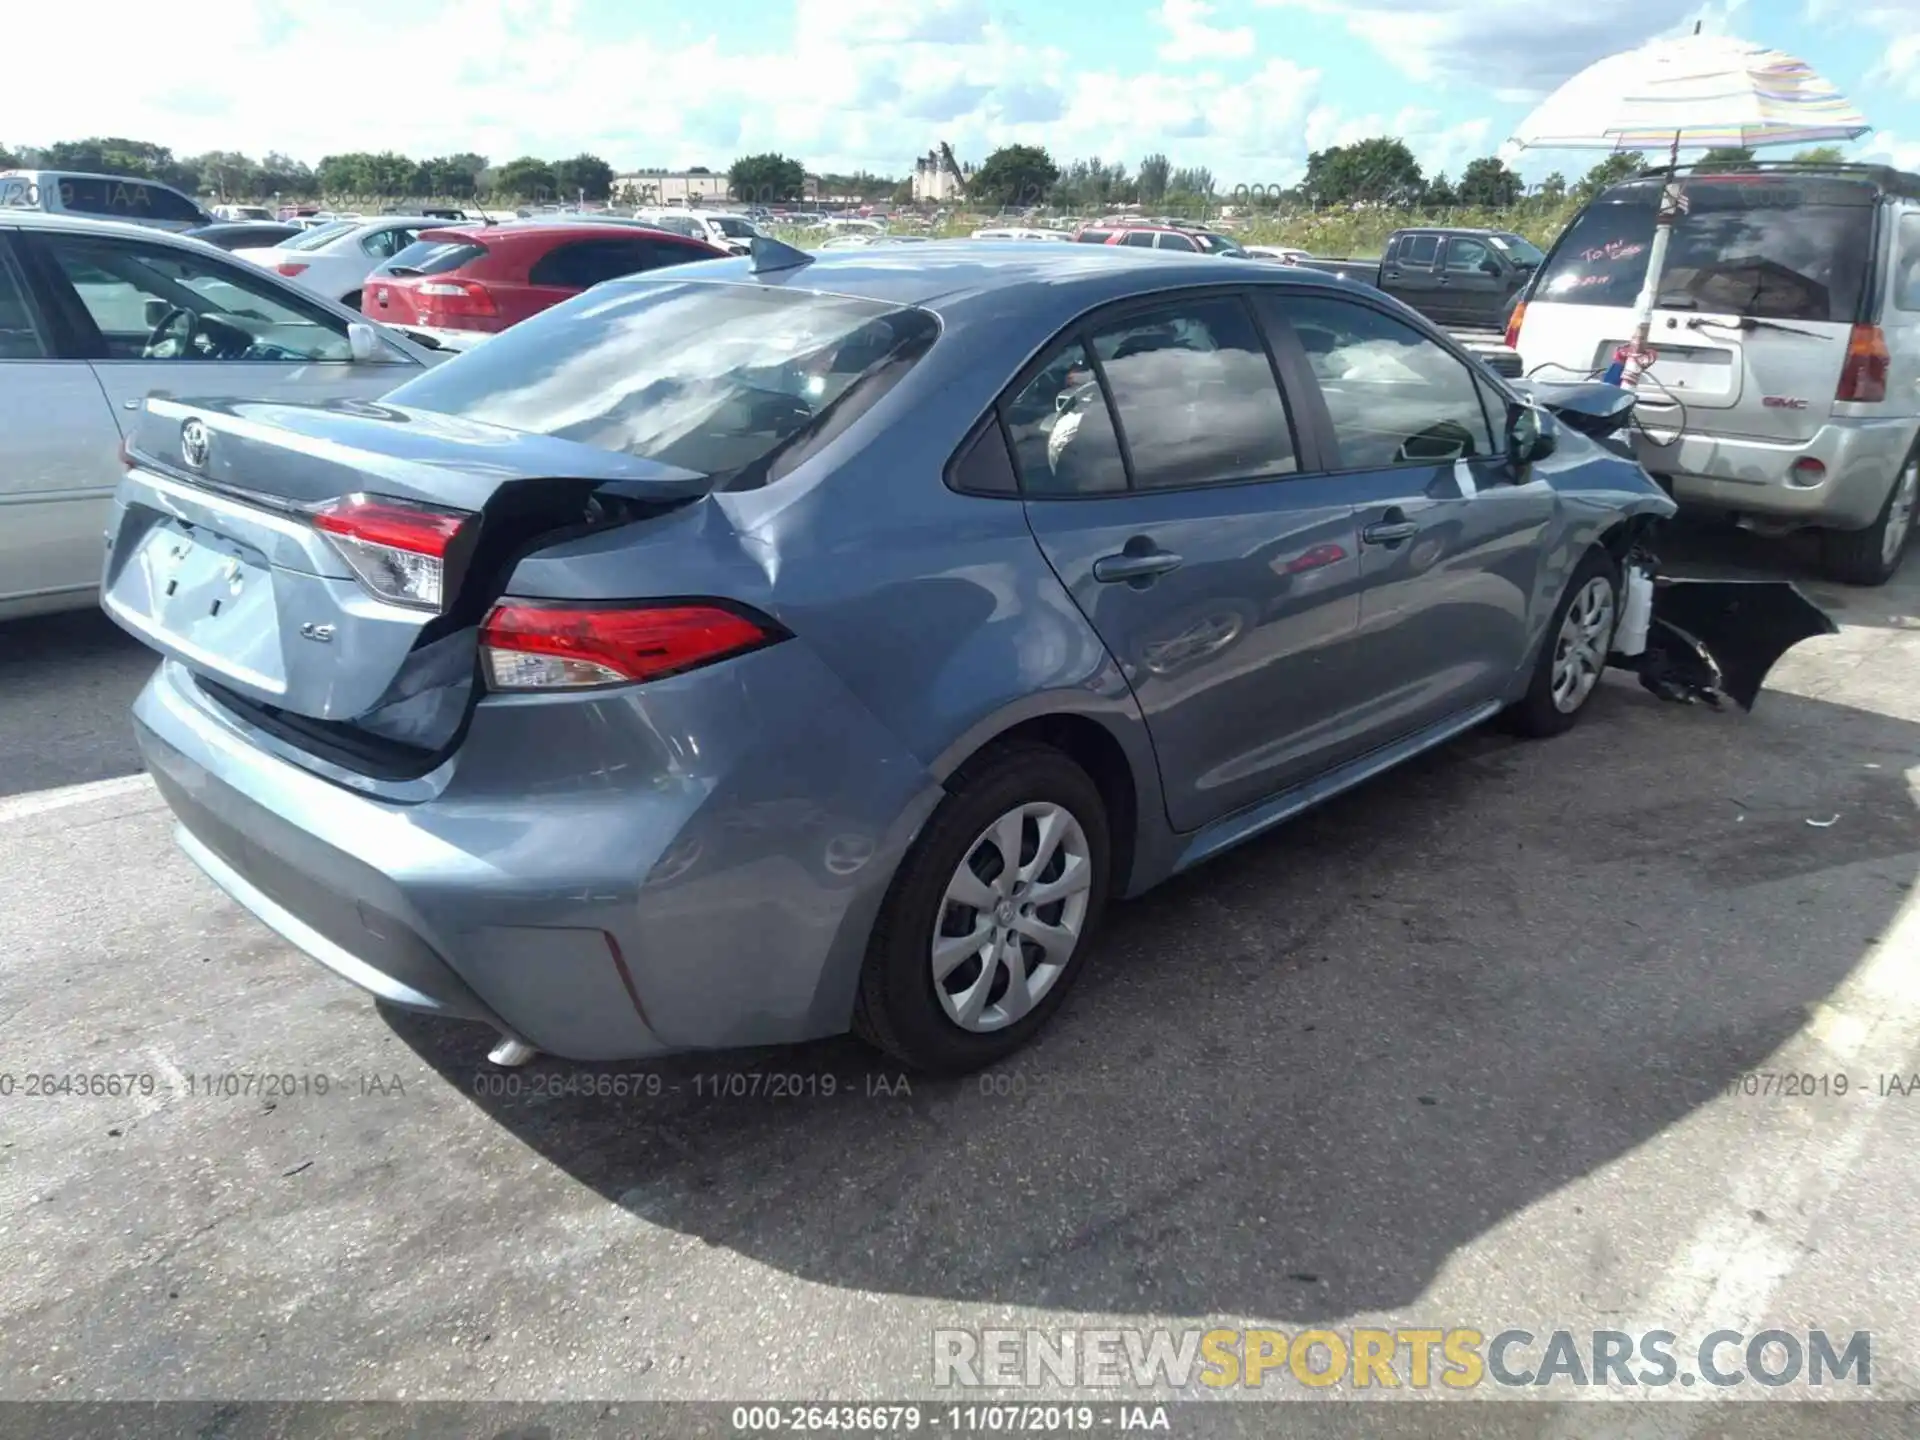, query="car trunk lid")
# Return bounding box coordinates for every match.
[104,396,709,745]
